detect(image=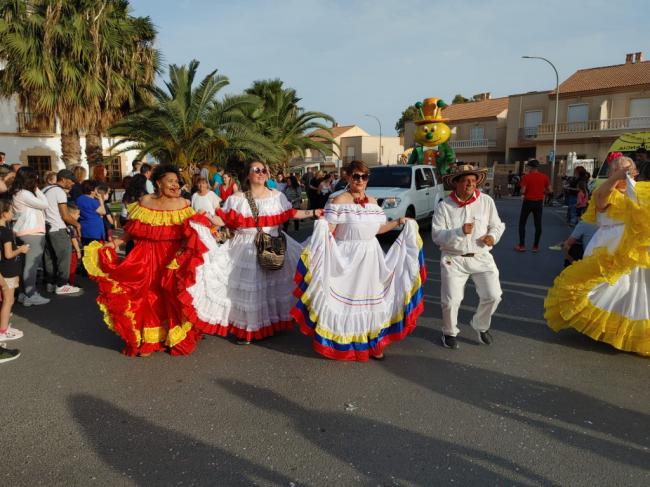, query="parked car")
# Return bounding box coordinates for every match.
[331,165,445,227]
